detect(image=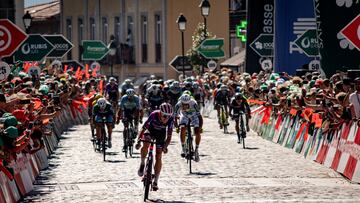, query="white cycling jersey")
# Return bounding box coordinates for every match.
[174,99,201,118]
